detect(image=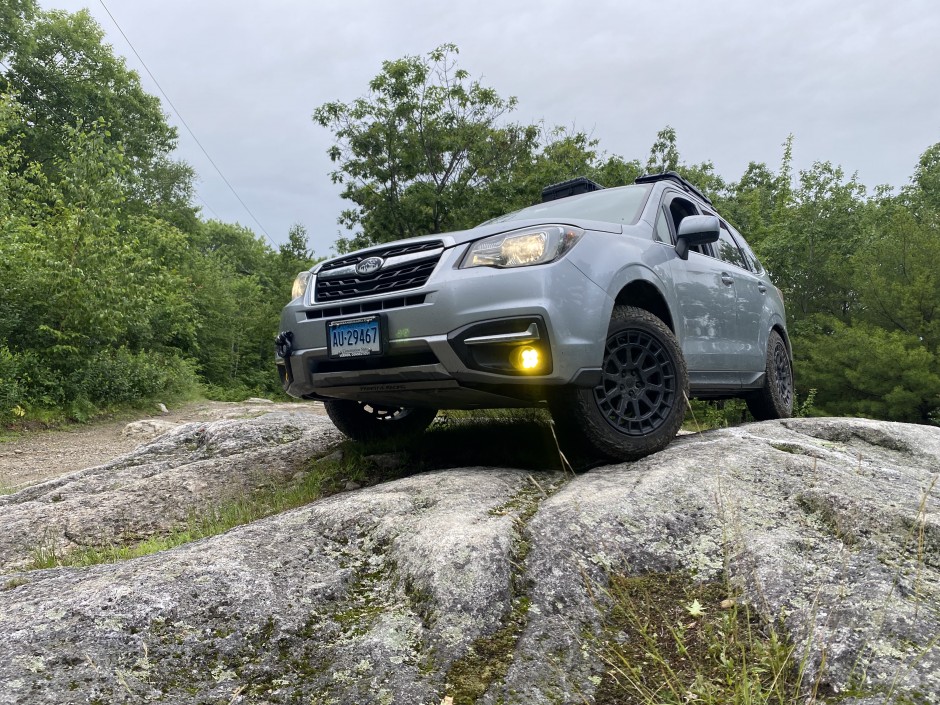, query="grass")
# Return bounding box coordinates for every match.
[0,388,204,441]
[0,480,19,496]
[683,399,751,432]
[592,572,807,705]
[682,389,818,433]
